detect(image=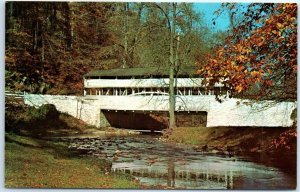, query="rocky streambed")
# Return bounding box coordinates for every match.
[51,134,296,189]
